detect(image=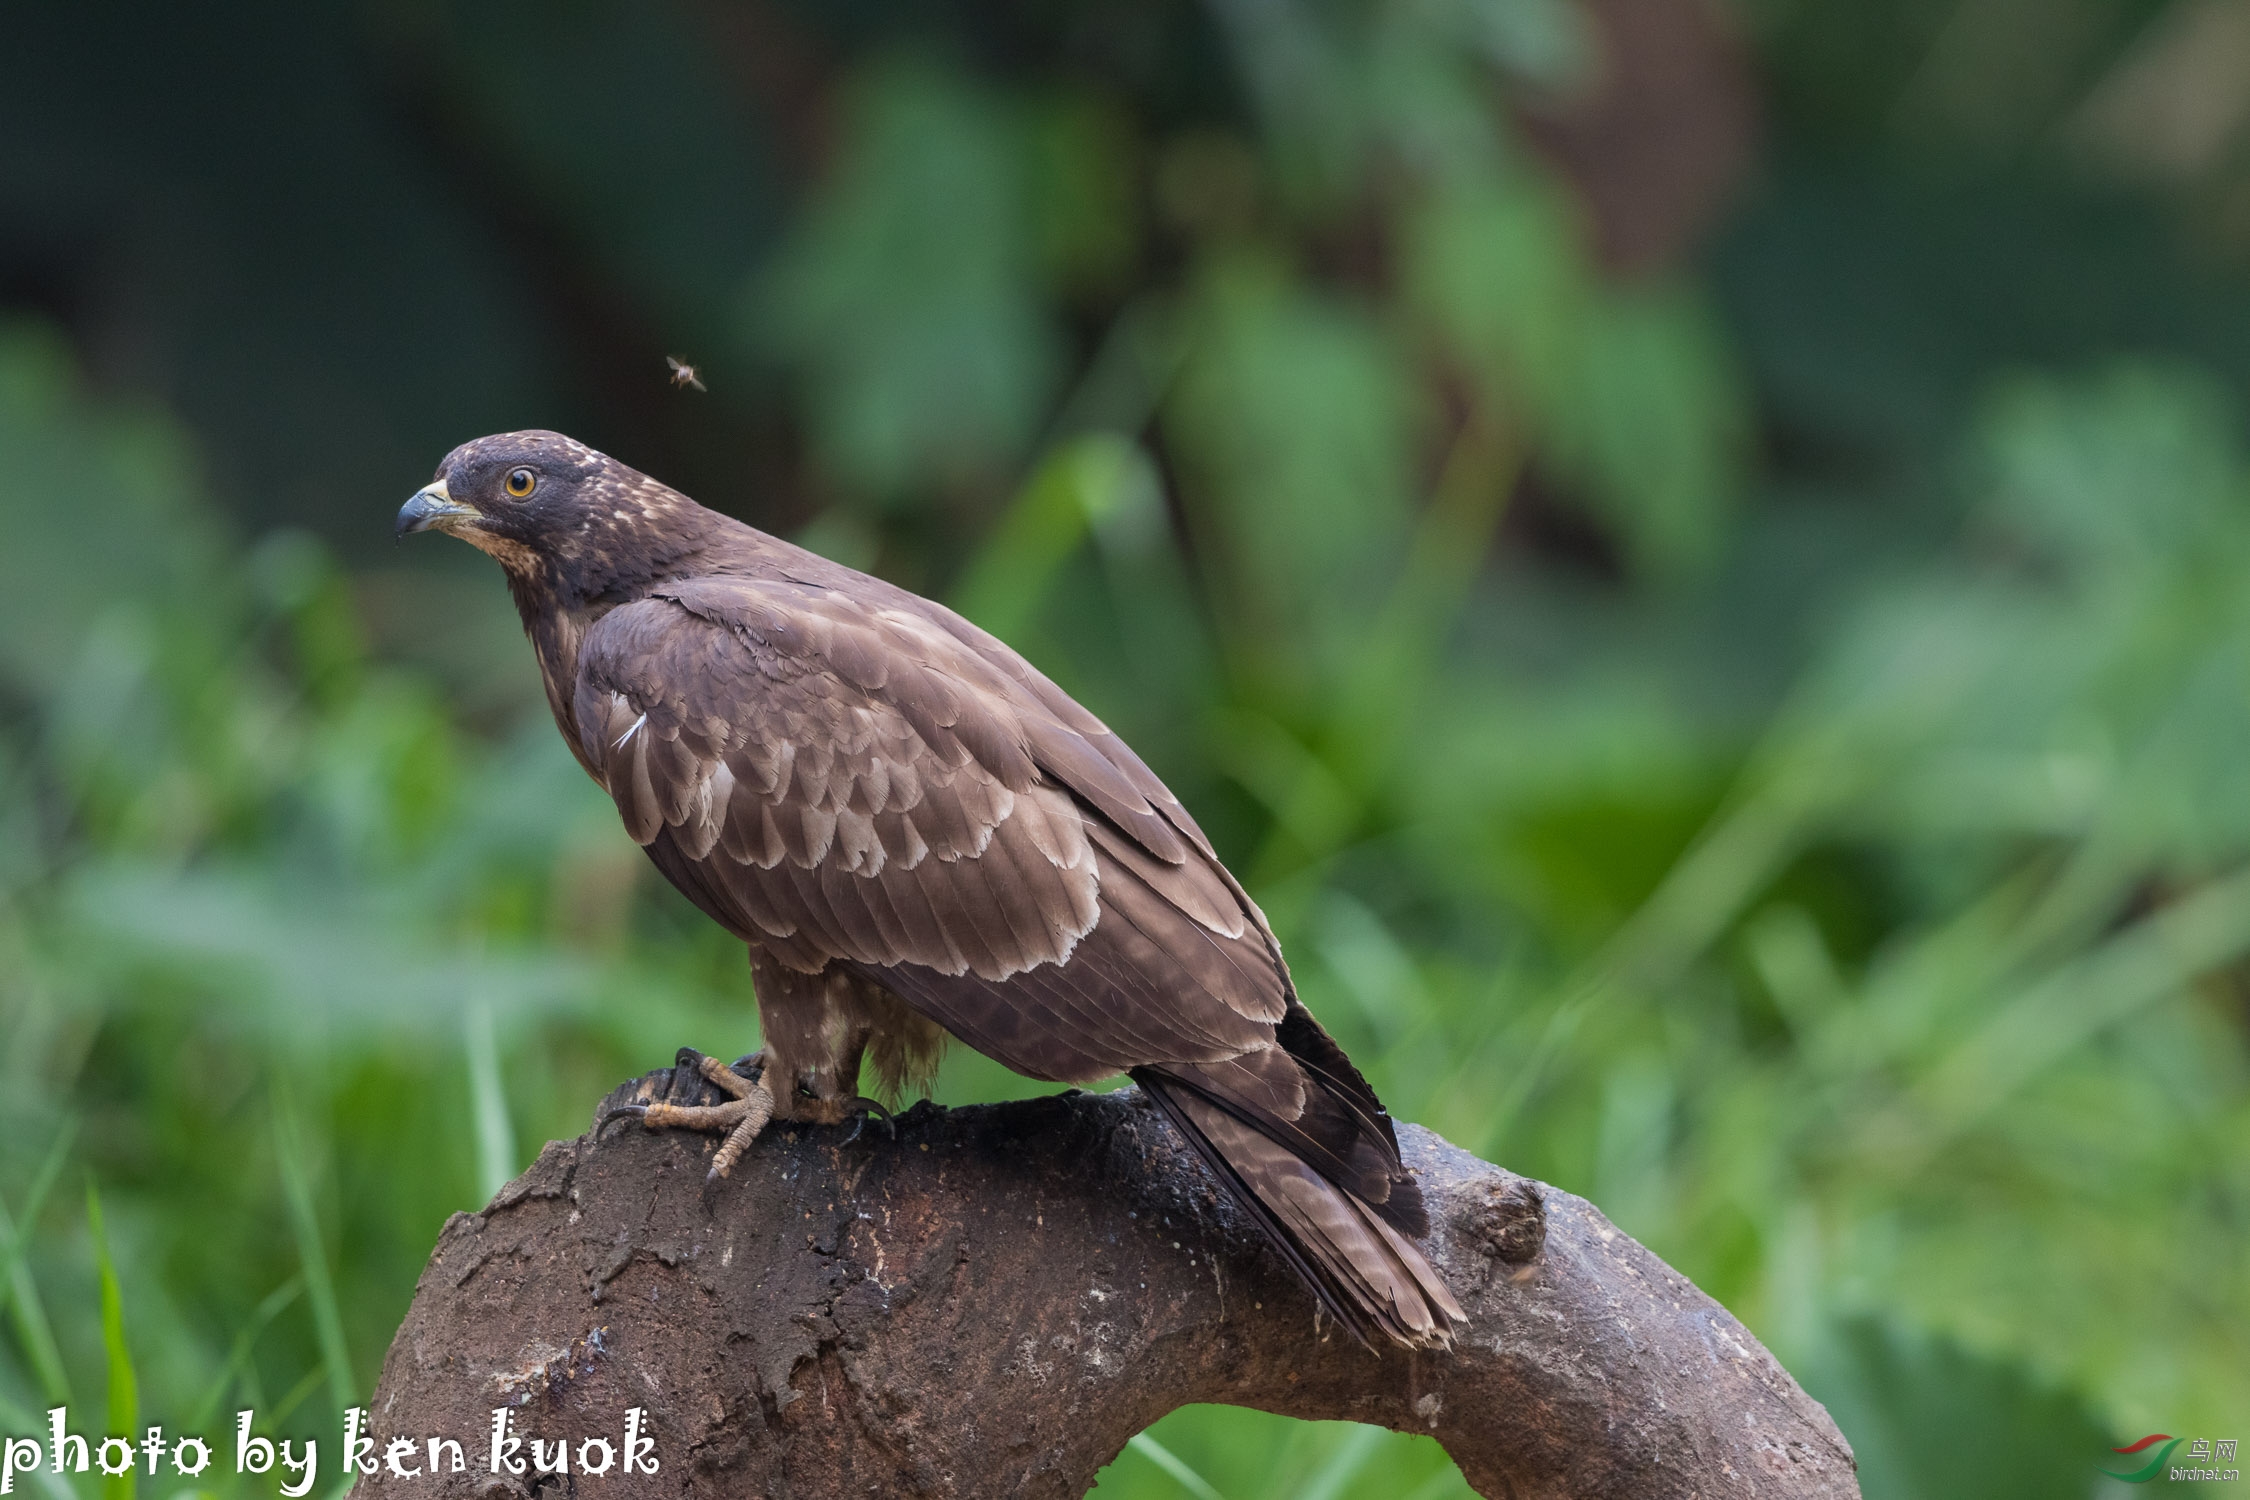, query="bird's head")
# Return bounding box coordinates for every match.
[397,430,705,599]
